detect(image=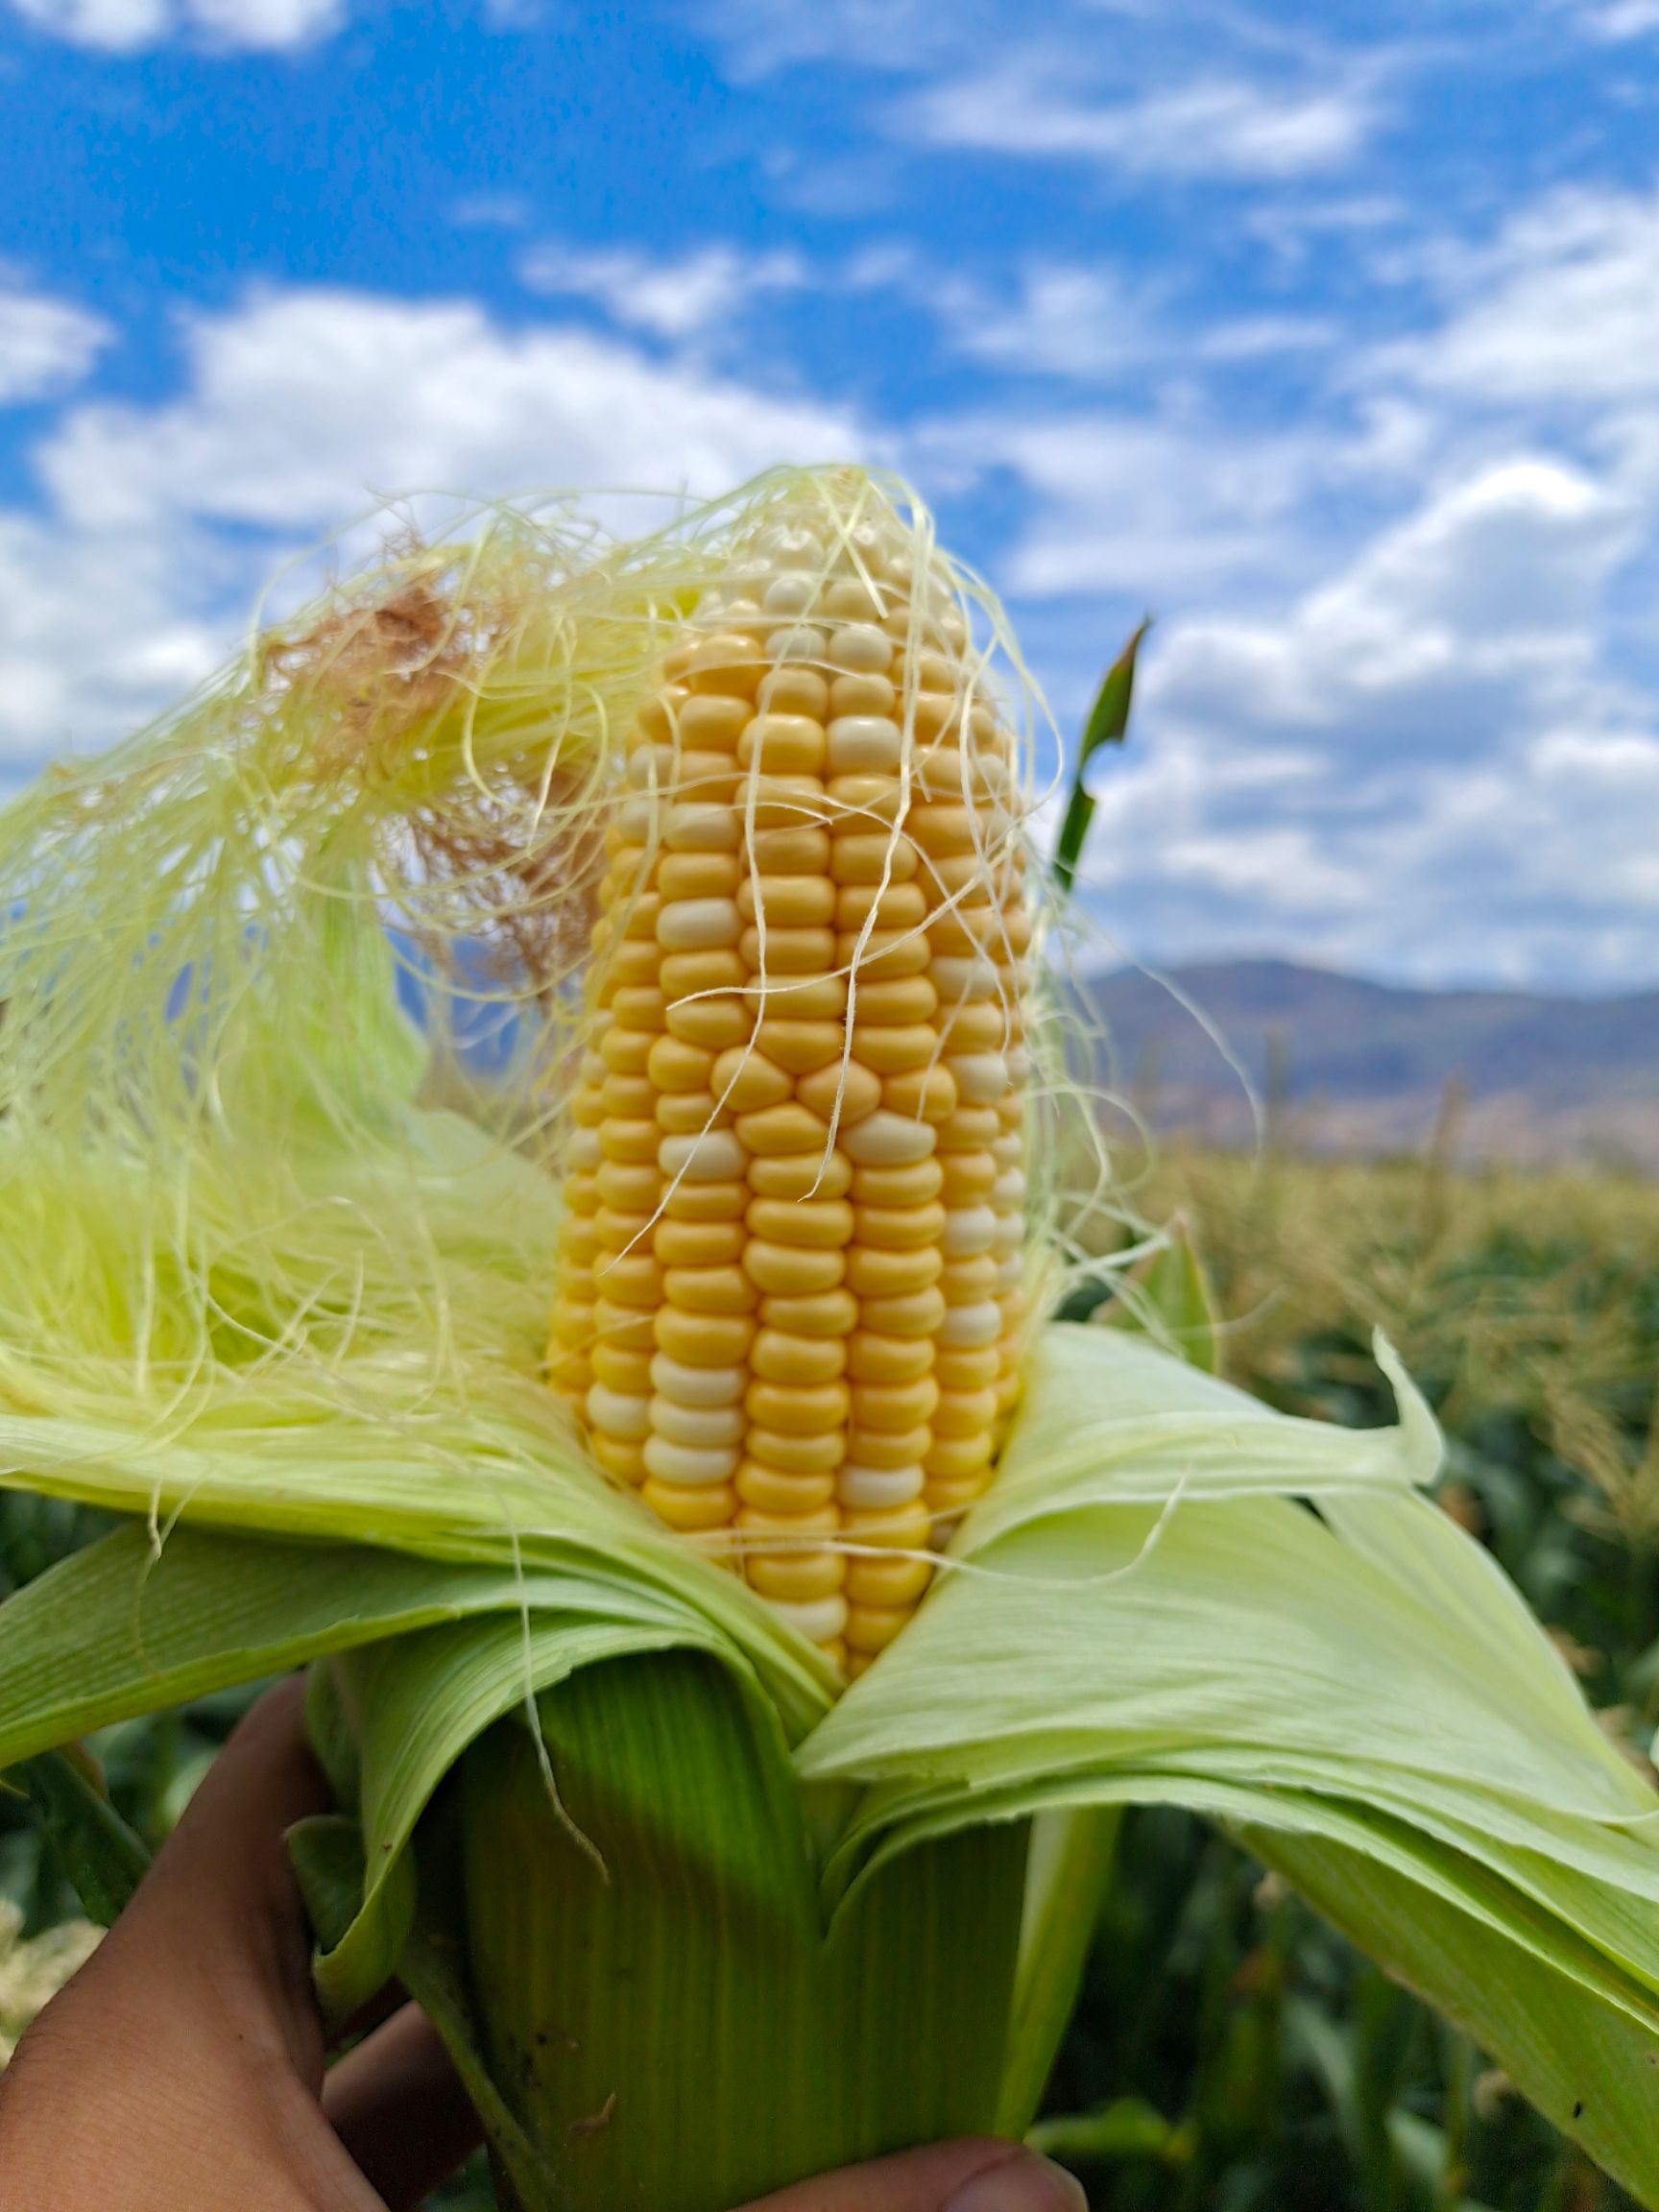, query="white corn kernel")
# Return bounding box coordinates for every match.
[942,1206,997,1257]
[948,1053,1009,1105]
[766,625,828,664]
[827,716,902,776]
[762,573,818,615]
[929,954,998,1002]
[841,1111,938,1166]
[827,623,894,675]
[650,1355,746,1407]
[838,1464,926,1508]
[586,1386,651,1438]
[649,1397,746,1448]
[642,1435,739,1486]
[660,1128,749,1181]
[939,1299,1001,1348]
[771,1594,849,1644]
[657,897,743,951]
